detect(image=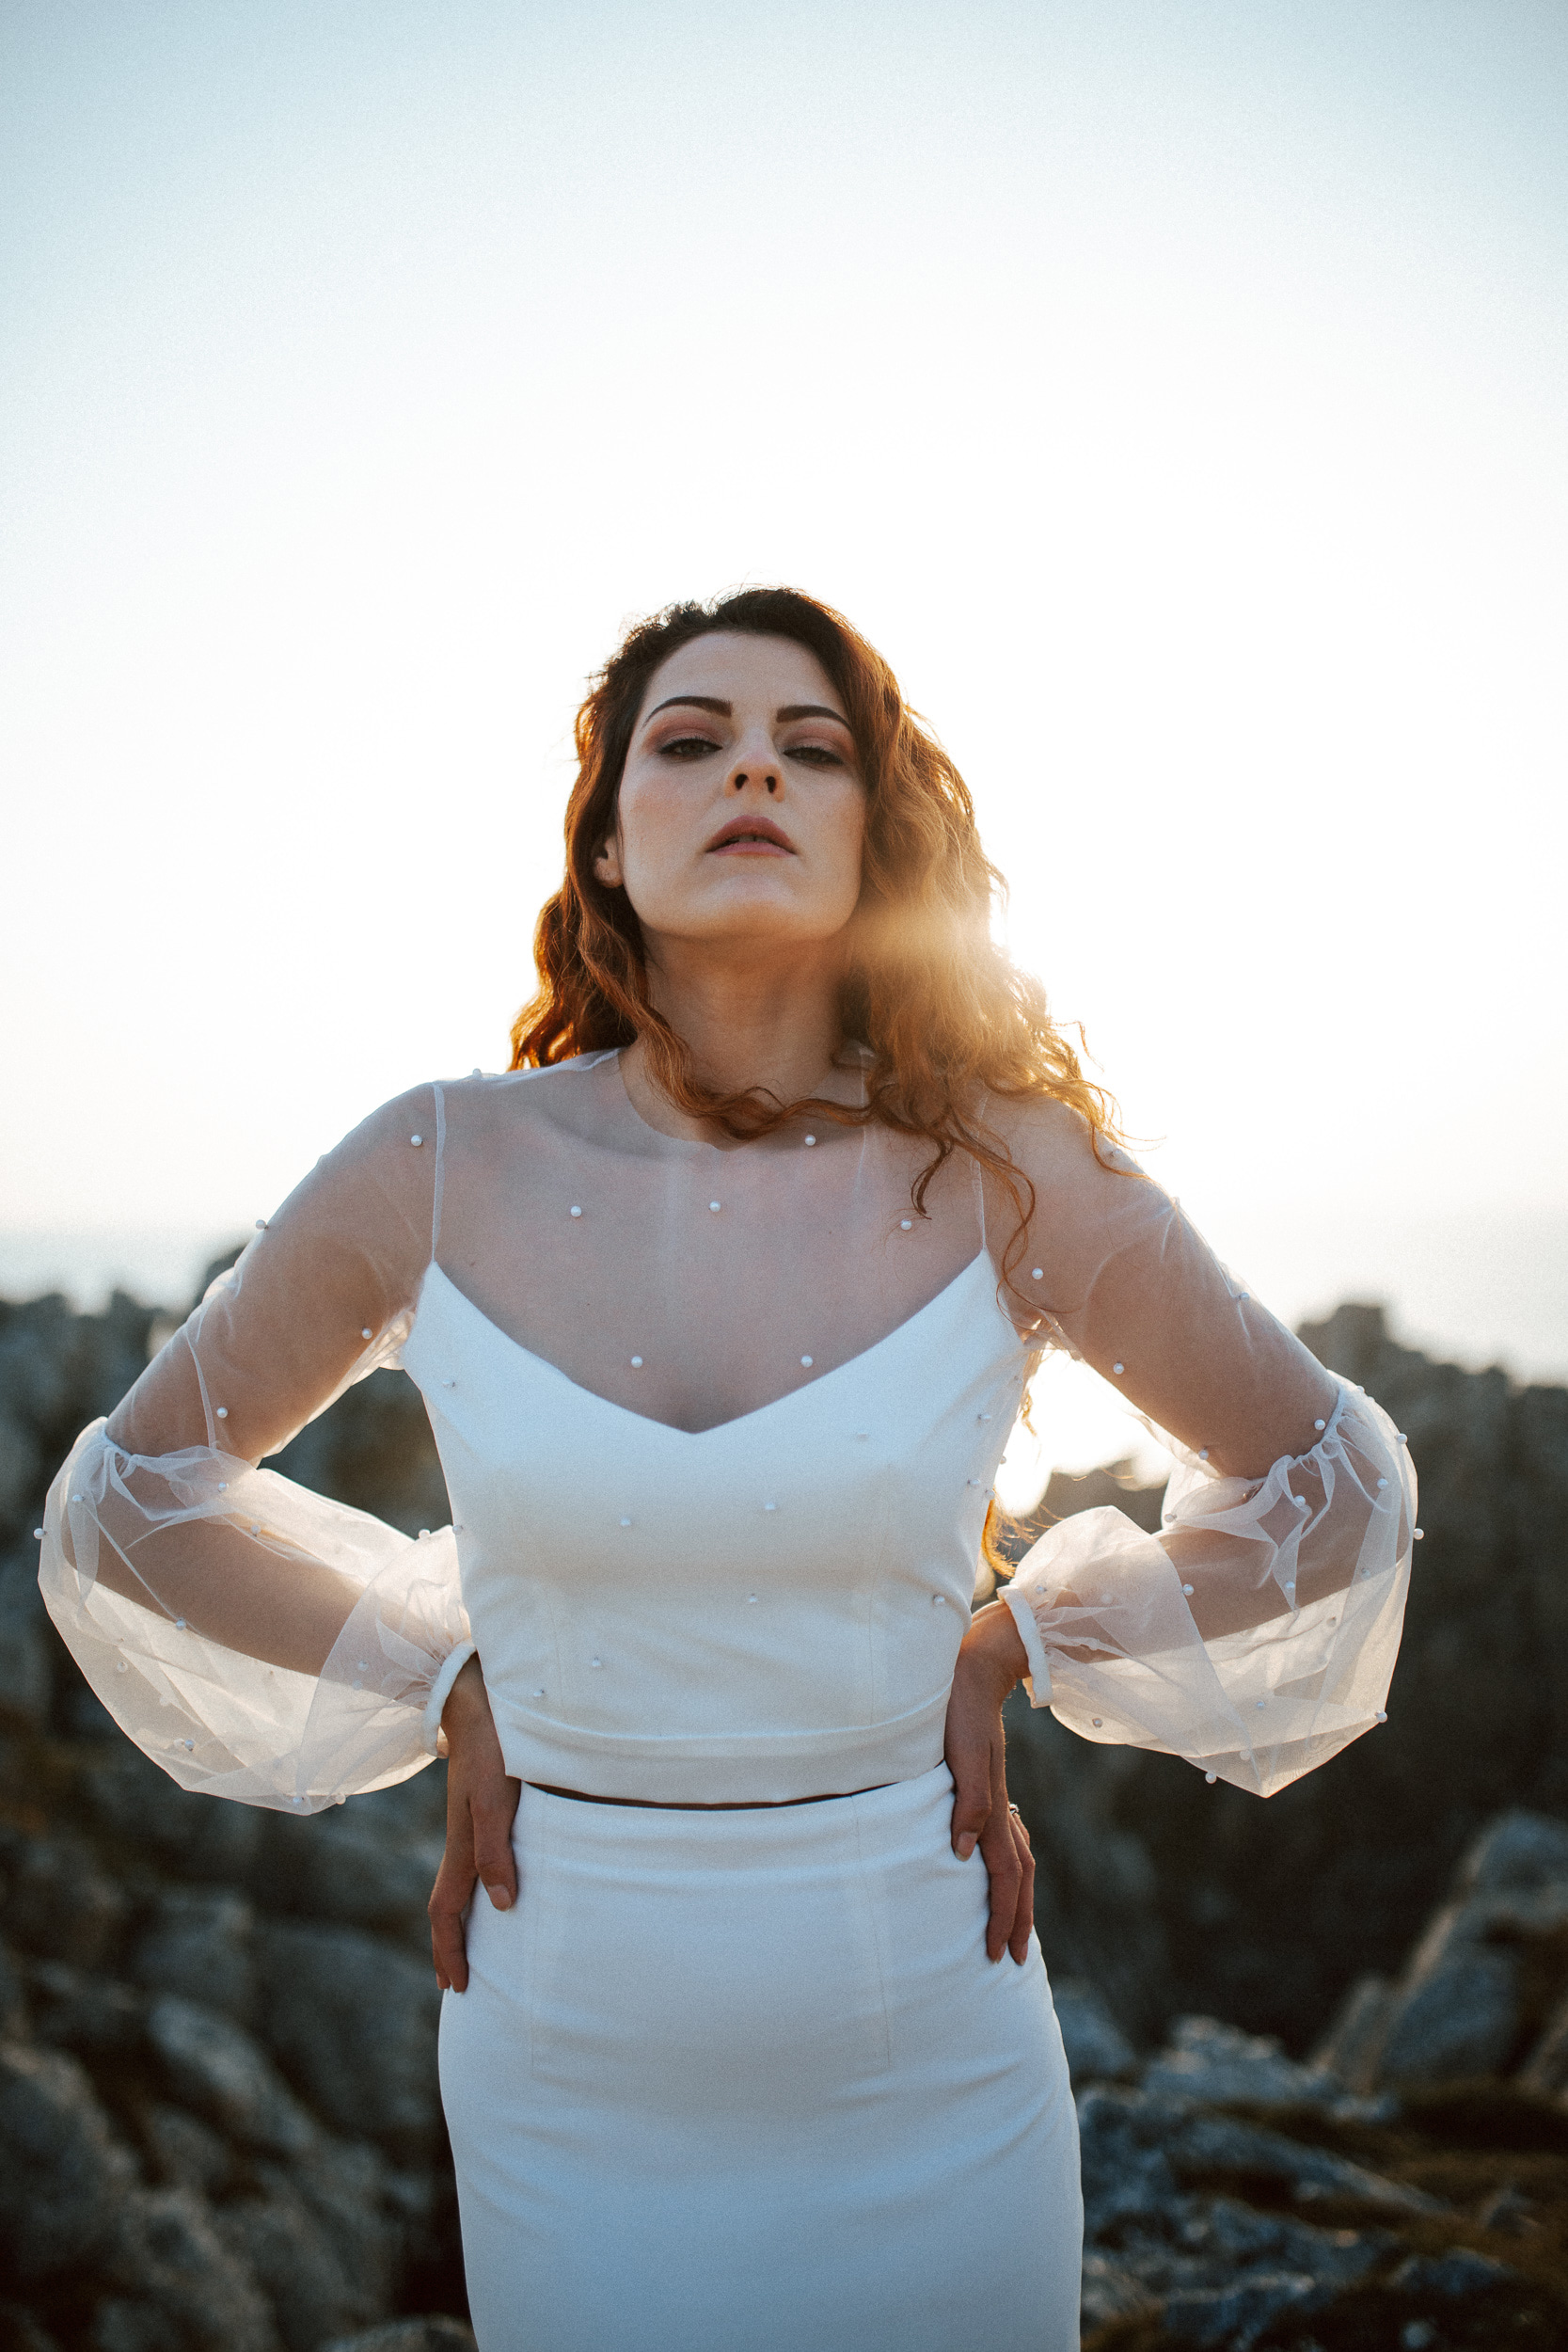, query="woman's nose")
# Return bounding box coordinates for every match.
[728,724,780,800]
